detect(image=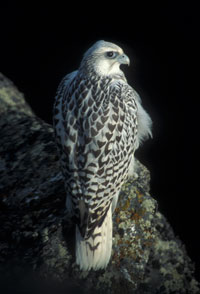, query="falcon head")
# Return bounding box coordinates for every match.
[80,40,130,77]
